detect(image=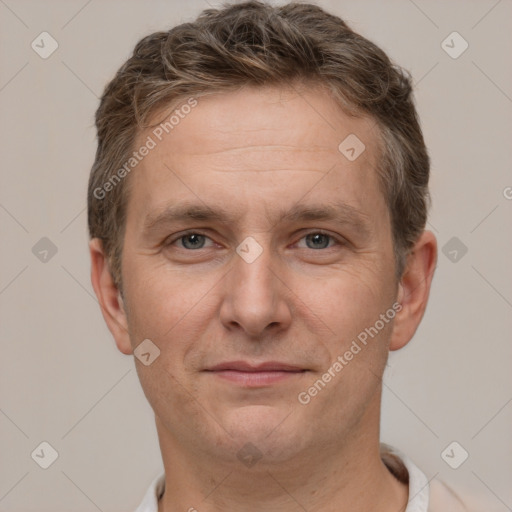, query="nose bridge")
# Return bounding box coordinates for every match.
[232,236,277,306]
[220,236,290,335]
